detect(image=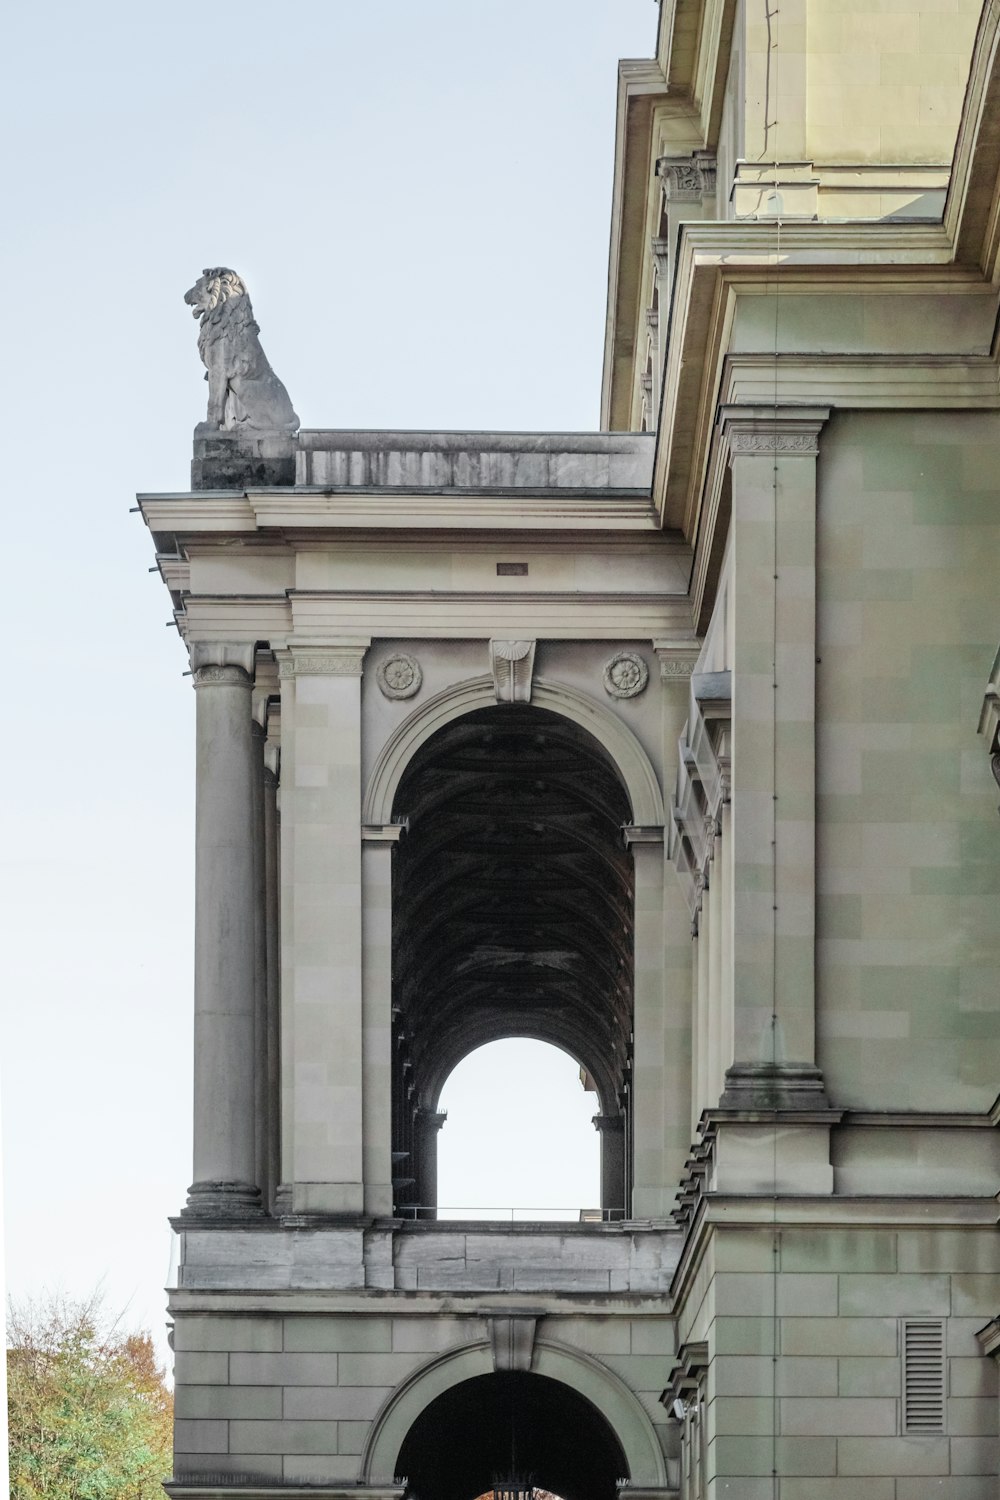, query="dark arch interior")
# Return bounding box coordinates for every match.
[389,706,635,1217]
[398,1371,628,1500]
